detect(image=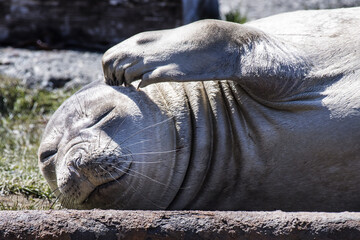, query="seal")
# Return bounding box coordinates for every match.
[39,7,360,211]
